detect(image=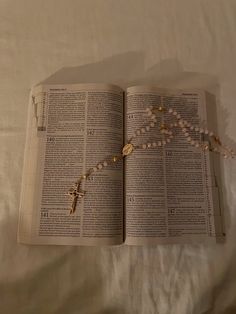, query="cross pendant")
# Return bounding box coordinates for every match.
[68,184,85,214]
